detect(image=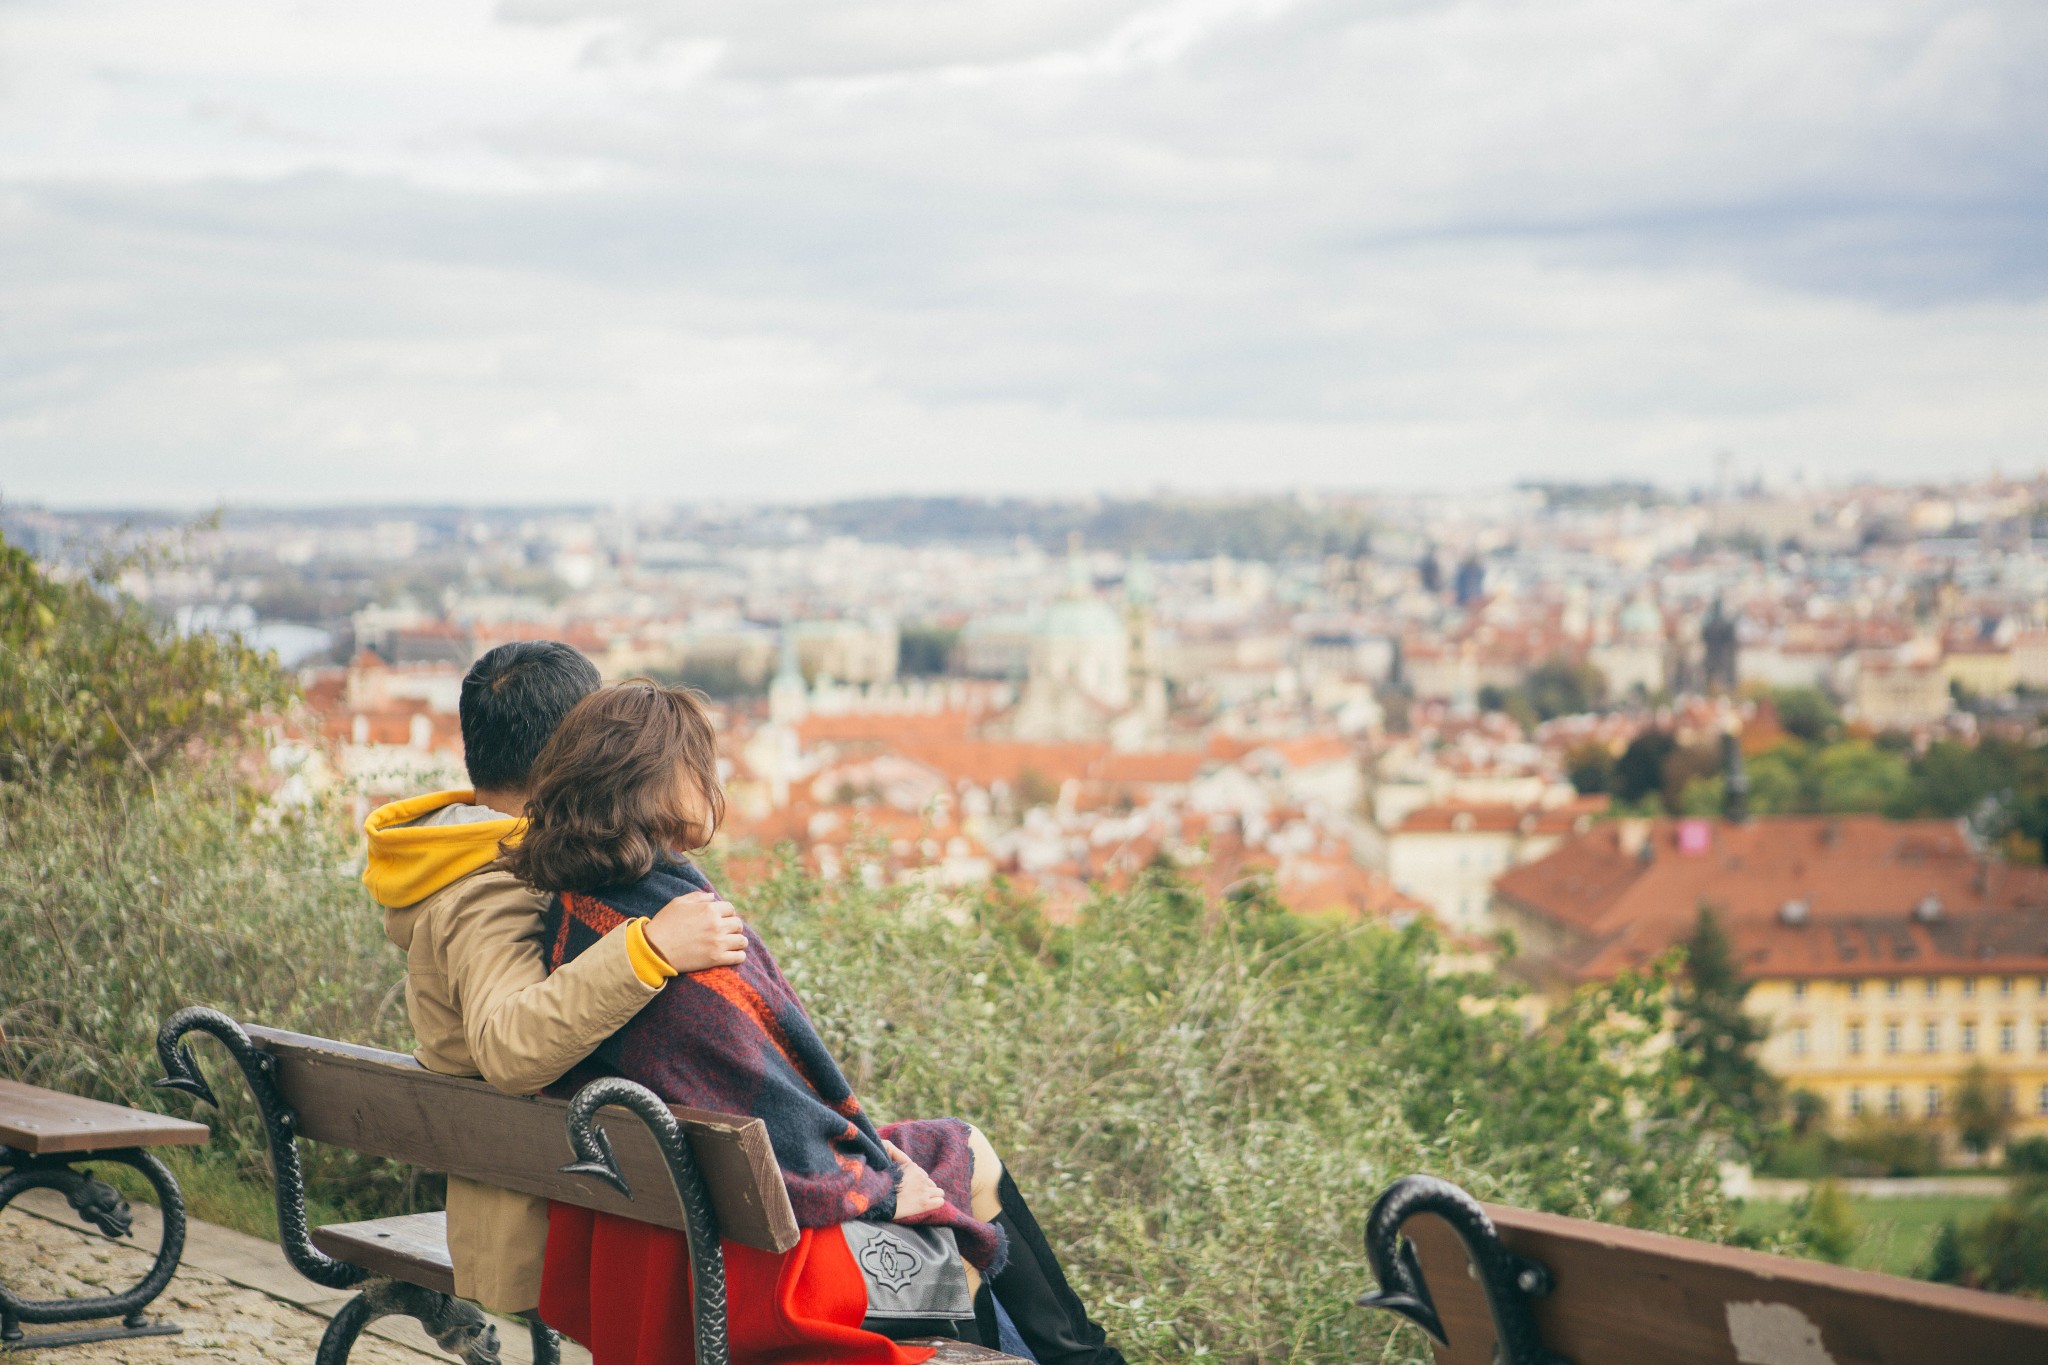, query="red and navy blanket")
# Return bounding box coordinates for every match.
[543,857,1006,1272]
